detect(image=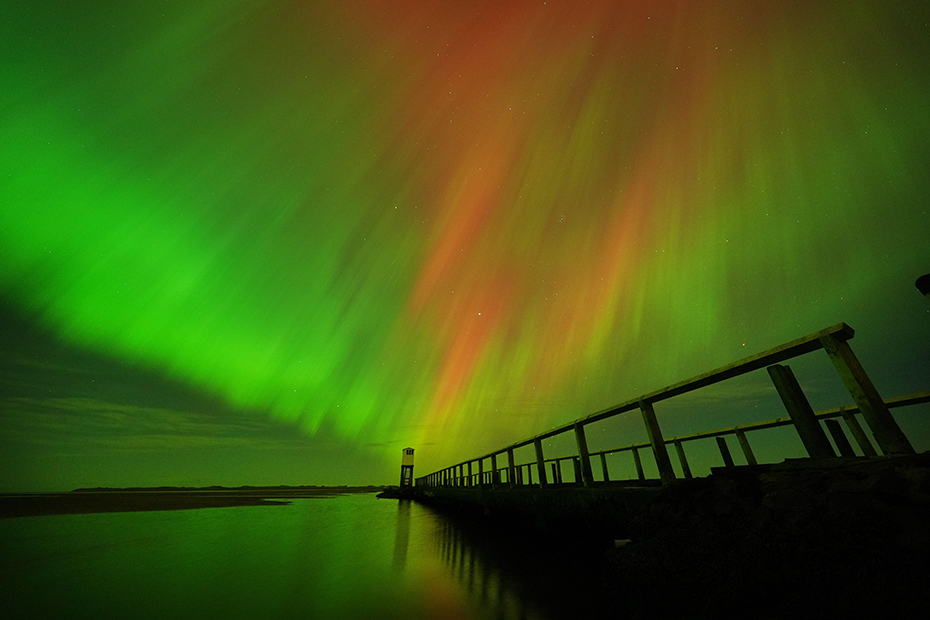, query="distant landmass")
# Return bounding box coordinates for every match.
[71,485,385,492]
[0,485,386,519]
